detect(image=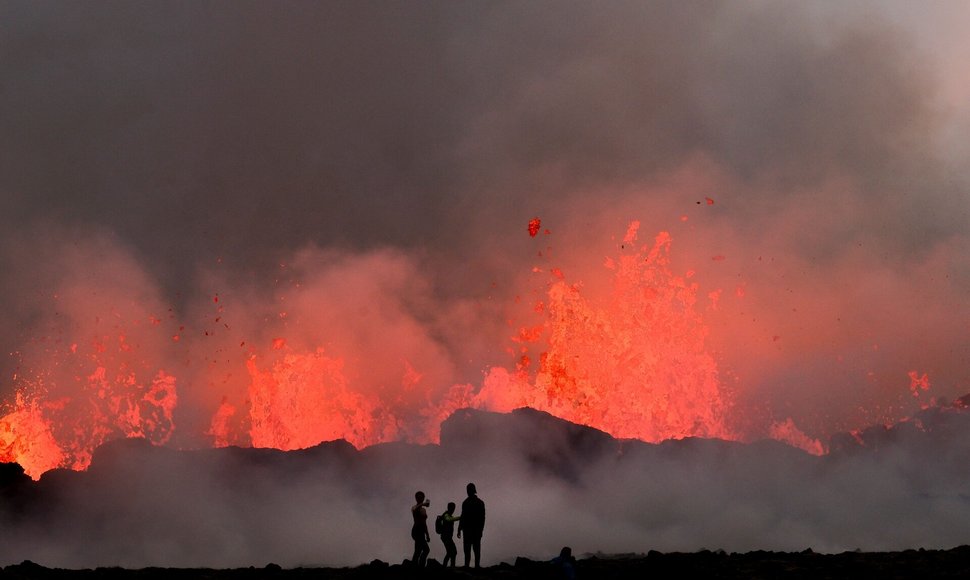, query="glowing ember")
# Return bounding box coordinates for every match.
[528,217,542,238]
[908,370,930,398]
